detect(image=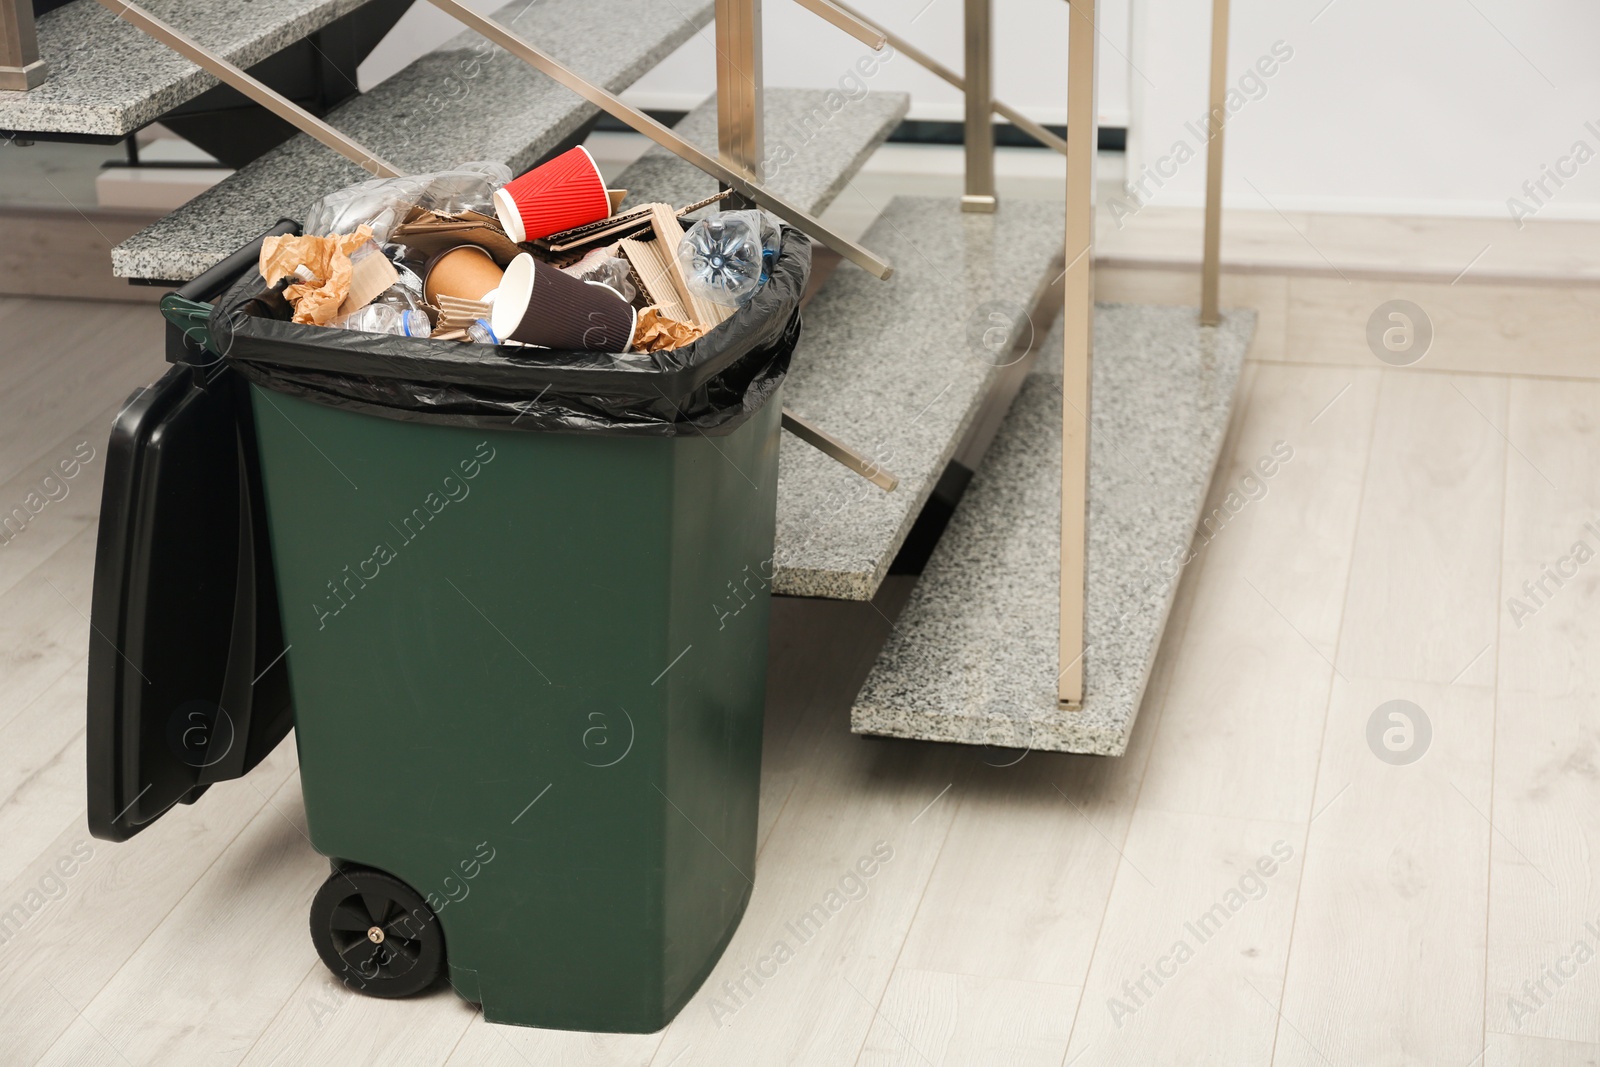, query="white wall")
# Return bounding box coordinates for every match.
[1127,0,1600,219]
[359,0,1132,129]
[359,0,505,89]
